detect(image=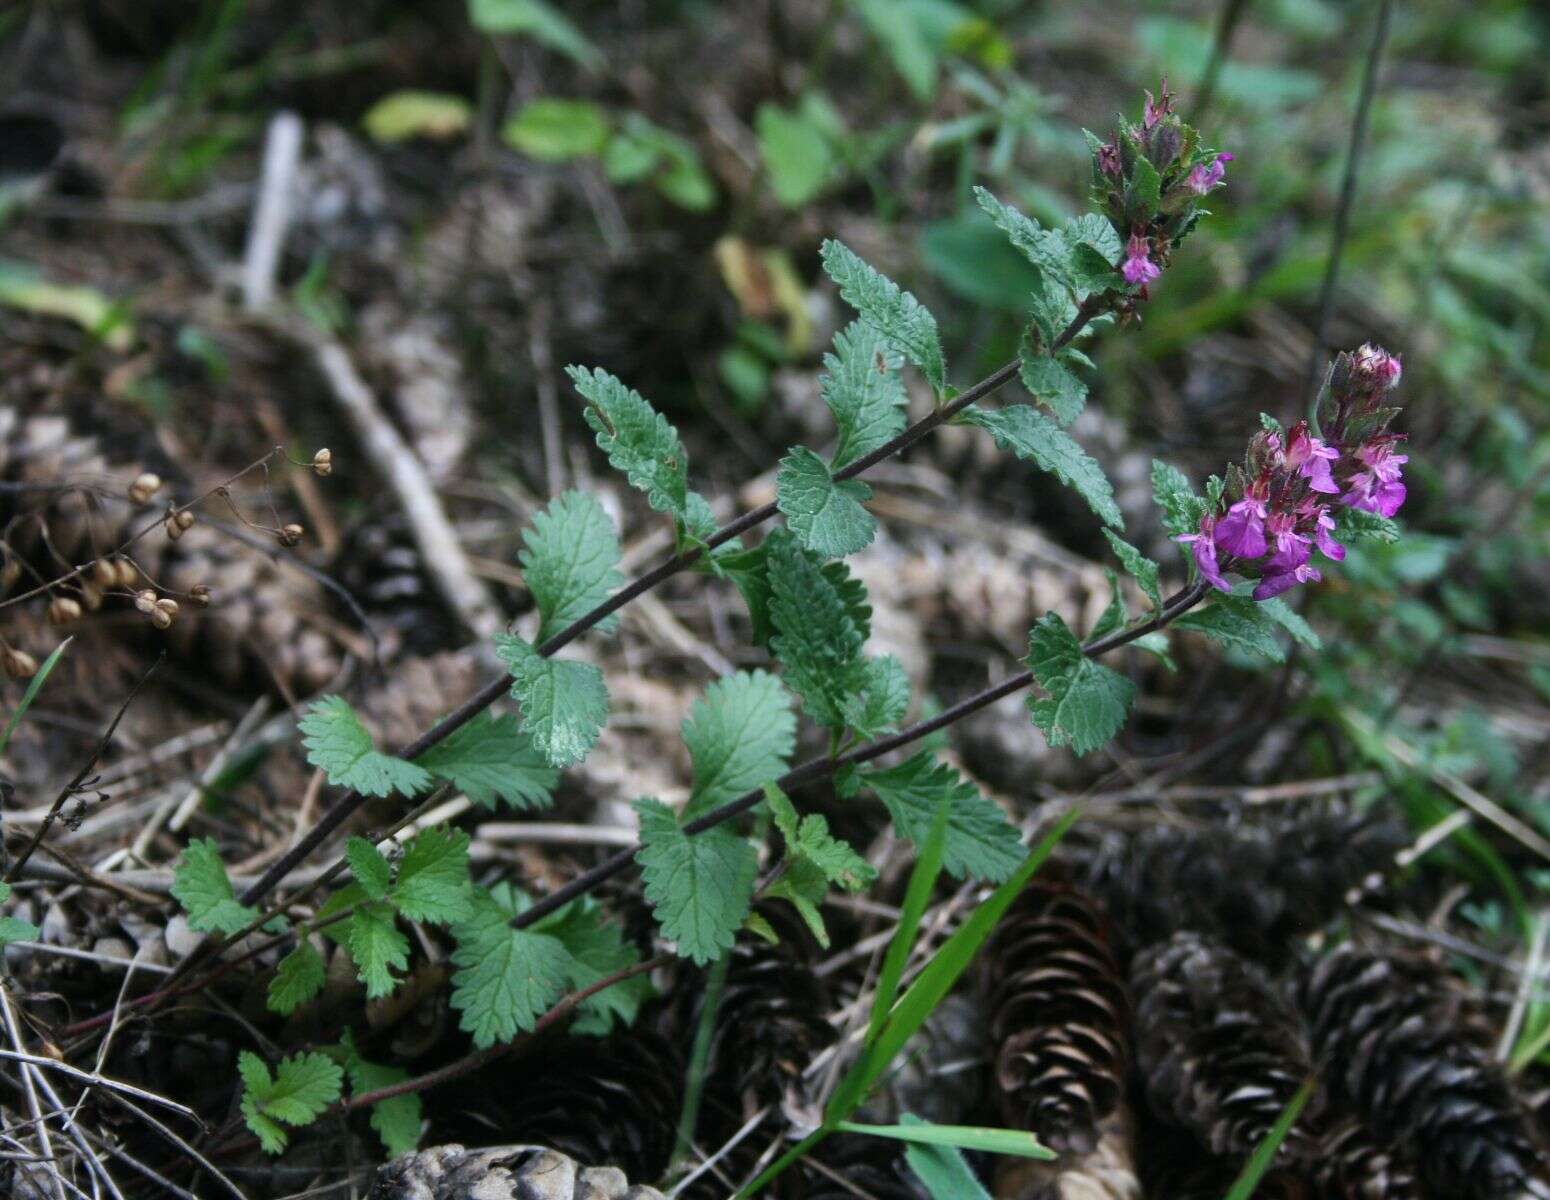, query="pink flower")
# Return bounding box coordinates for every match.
[1282,421,1340,493]
[1177,515,1230,593]
[1186,152,1233,194]
[1264,511,1311,566]
[1351,343,1403,391]
[1121,233,1160,285]
[1097,141,1122,178]
[1253,560,1321,601]
[1342,437,1408,517]
[1143,81,1174,130]
[1214,494,1268,558]
[1310,505,1346,562]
